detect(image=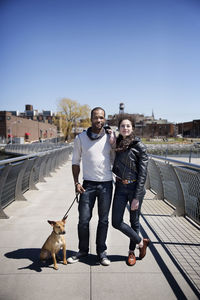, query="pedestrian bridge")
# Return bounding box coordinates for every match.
[0,147,199,300]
